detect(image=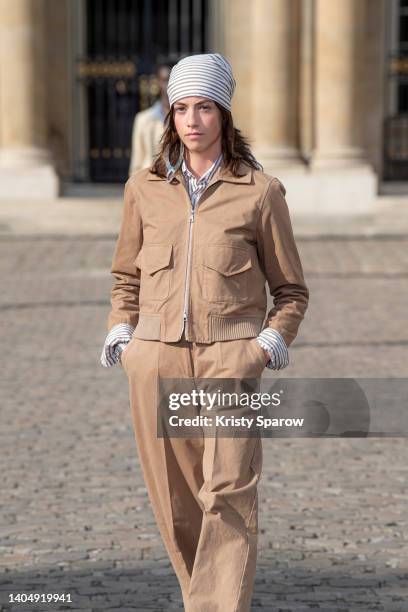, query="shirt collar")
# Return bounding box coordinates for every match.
[181,152,224,185]
[147,157,253,184]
